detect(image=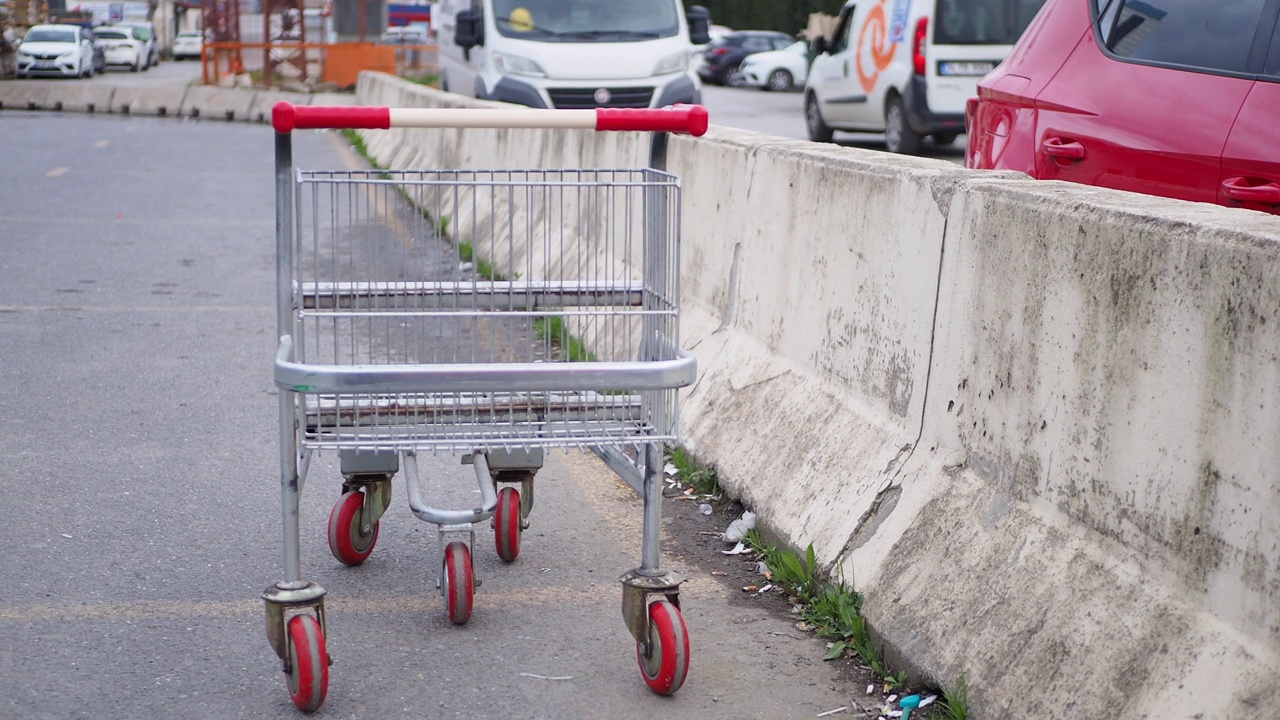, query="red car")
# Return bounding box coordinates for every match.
[965,0,1280,216]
